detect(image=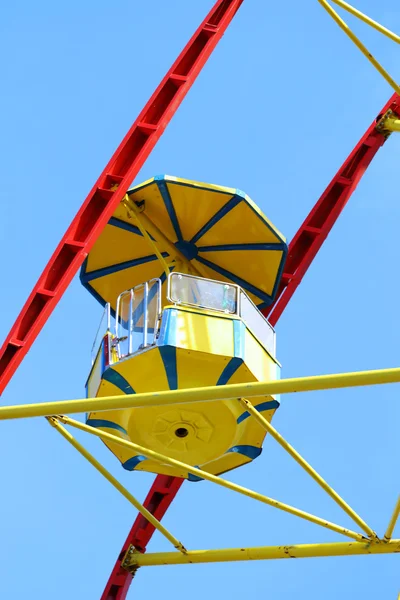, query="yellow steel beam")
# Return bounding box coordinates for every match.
[238,398,376,538]
[377,113,400,134]
[330,0,400,44]
[384,496,400,541]
[48,417,187,553]
[123,195,170,280]
[123,539,400,568]
[122,195,202,277]
[2,365,400,420]
[384,117,400,132]
[60,415,365,542]
[318,0,400,95]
